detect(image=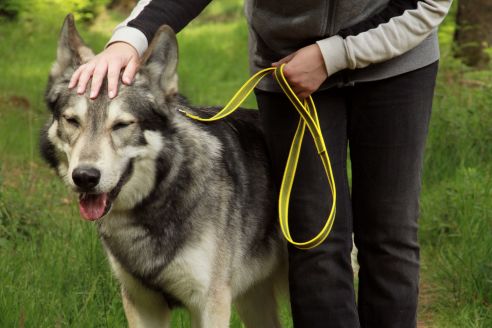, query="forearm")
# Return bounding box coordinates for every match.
[108,0,212,57]
[317,0,452,76]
